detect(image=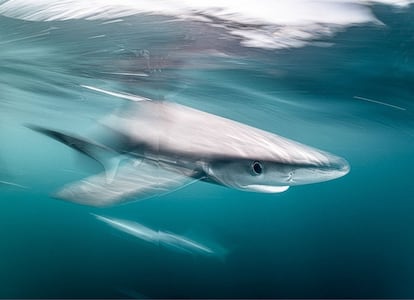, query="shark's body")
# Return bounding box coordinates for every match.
[92,214,219,257]
[30,94,349,207]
